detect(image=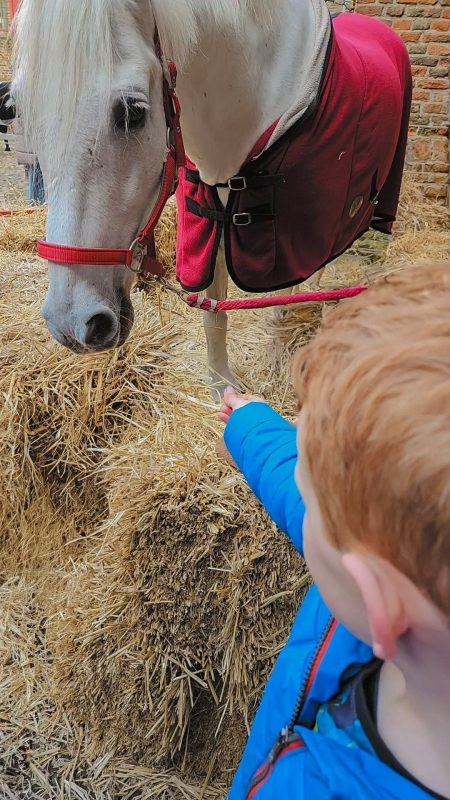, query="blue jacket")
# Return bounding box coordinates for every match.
[224,403,435,800]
